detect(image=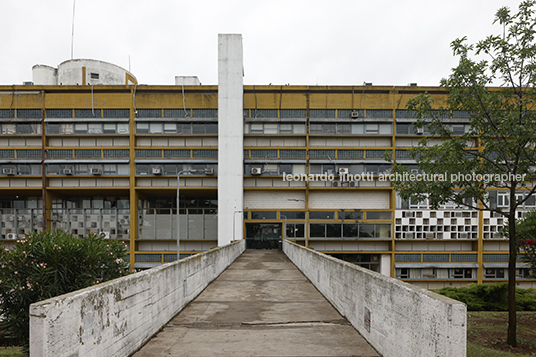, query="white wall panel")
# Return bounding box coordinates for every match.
[244,191,305,209]
[309,191,390,209]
